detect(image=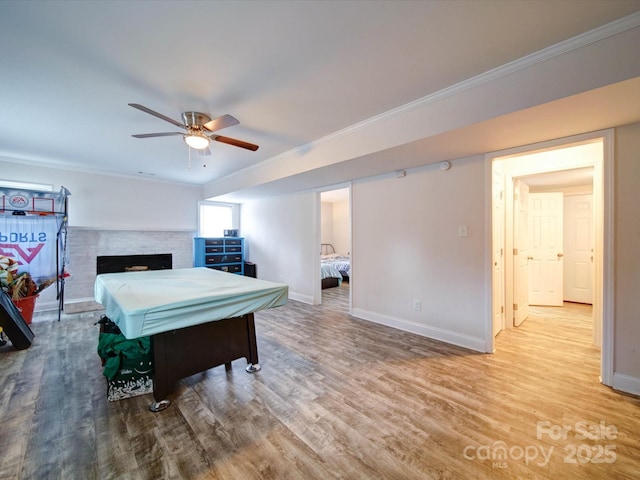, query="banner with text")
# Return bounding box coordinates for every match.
[0,215,61,285]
